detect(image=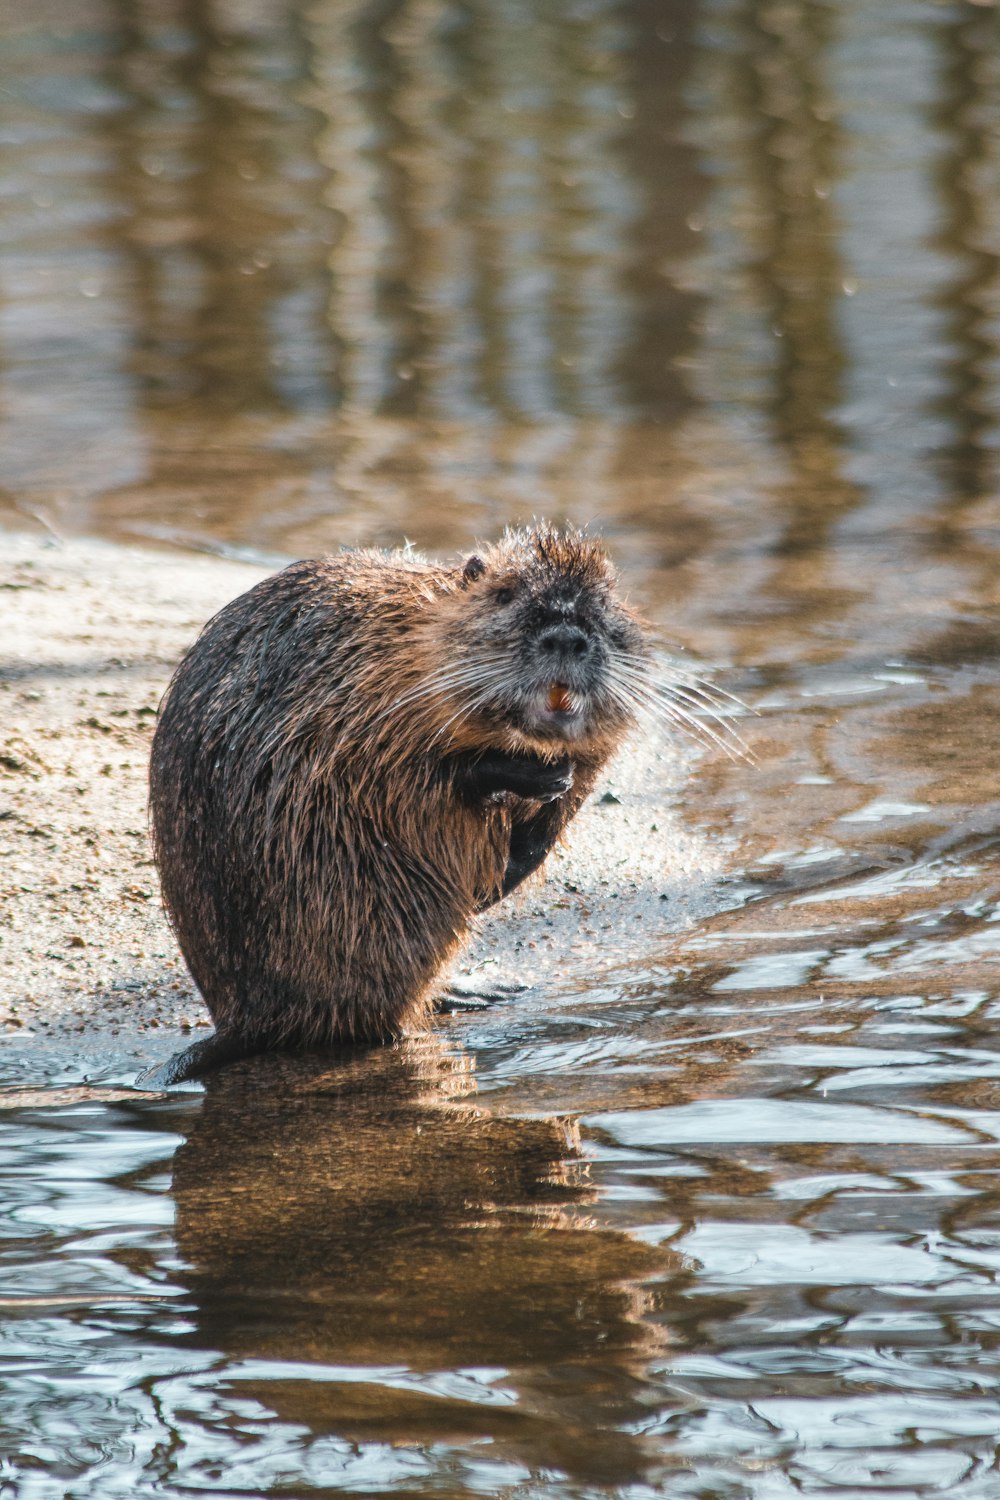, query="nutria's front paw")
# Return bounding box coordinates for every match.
[454,749,573,805]
[515,757,573,803]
